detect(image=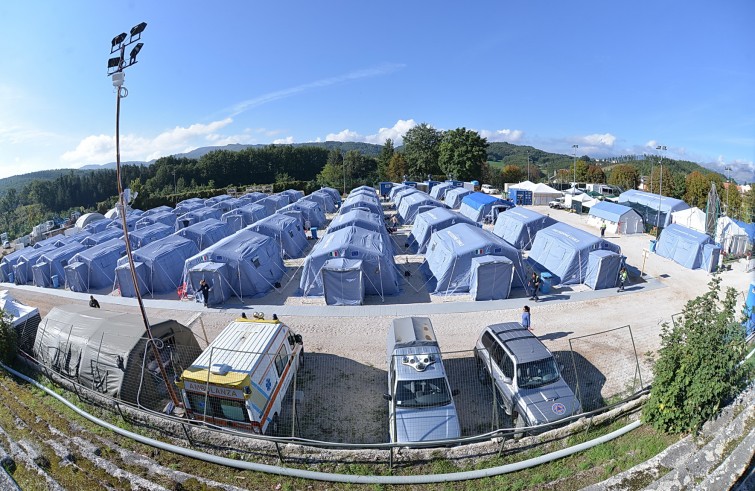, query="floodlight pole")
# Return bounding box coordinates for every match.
[108,23,182,411]
[572,144,579,188]
[725,166,732,216]
[527,151,530,181]
[655,145,666,234]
